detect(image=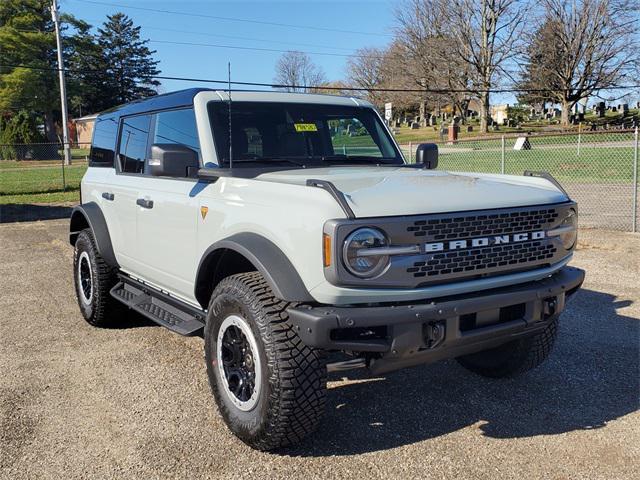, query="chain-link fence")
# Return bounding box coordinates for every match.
[0,143,90,204]
[1,132,639,231]
[401,128,640,232]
